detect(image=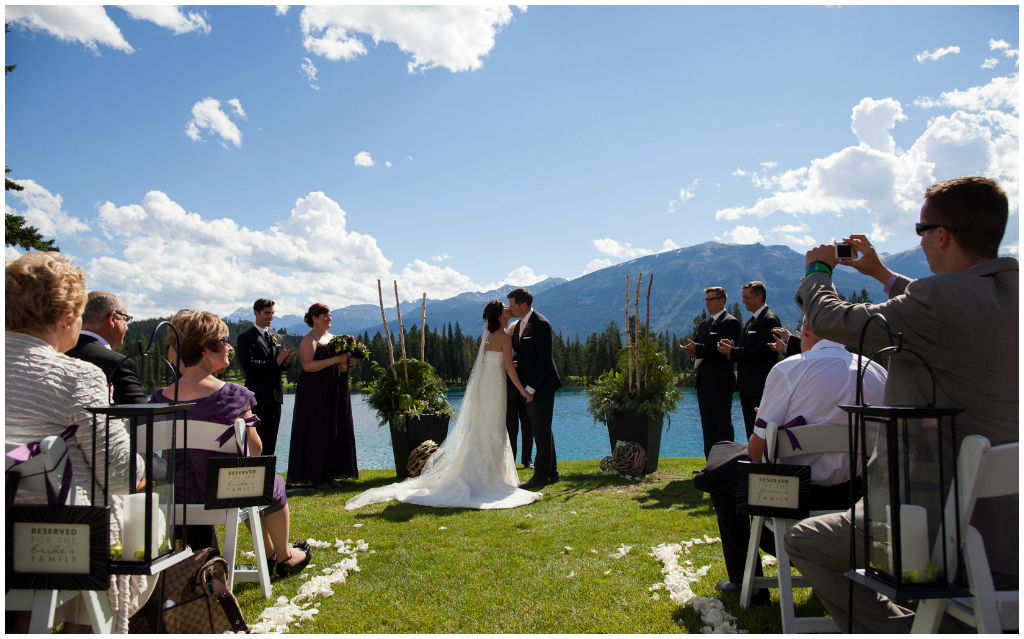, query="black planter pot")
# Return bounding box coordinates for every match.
[389,414,450,479]
[606,407,663,475]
